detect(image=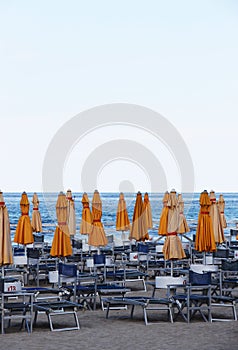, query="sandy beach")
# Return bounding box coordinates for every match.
[1,283,237,350]
[1,311,238,350]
